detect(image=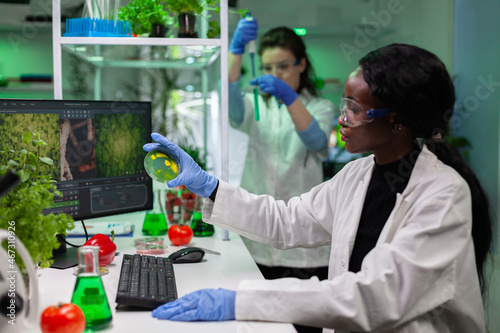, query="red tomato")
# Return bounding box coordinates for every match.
[40,303,86,333]
[168,224,193,246]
